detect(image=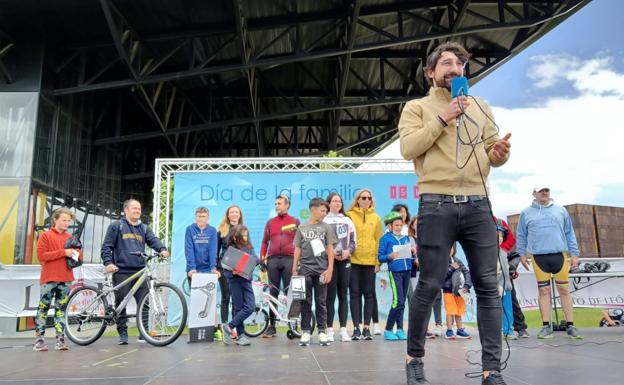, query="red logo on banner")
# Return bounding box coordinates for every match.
[390,185,397,199]
[399,185,407,199]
